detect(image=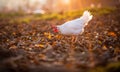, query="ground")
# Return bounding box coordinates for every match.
[0,8,120,72]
